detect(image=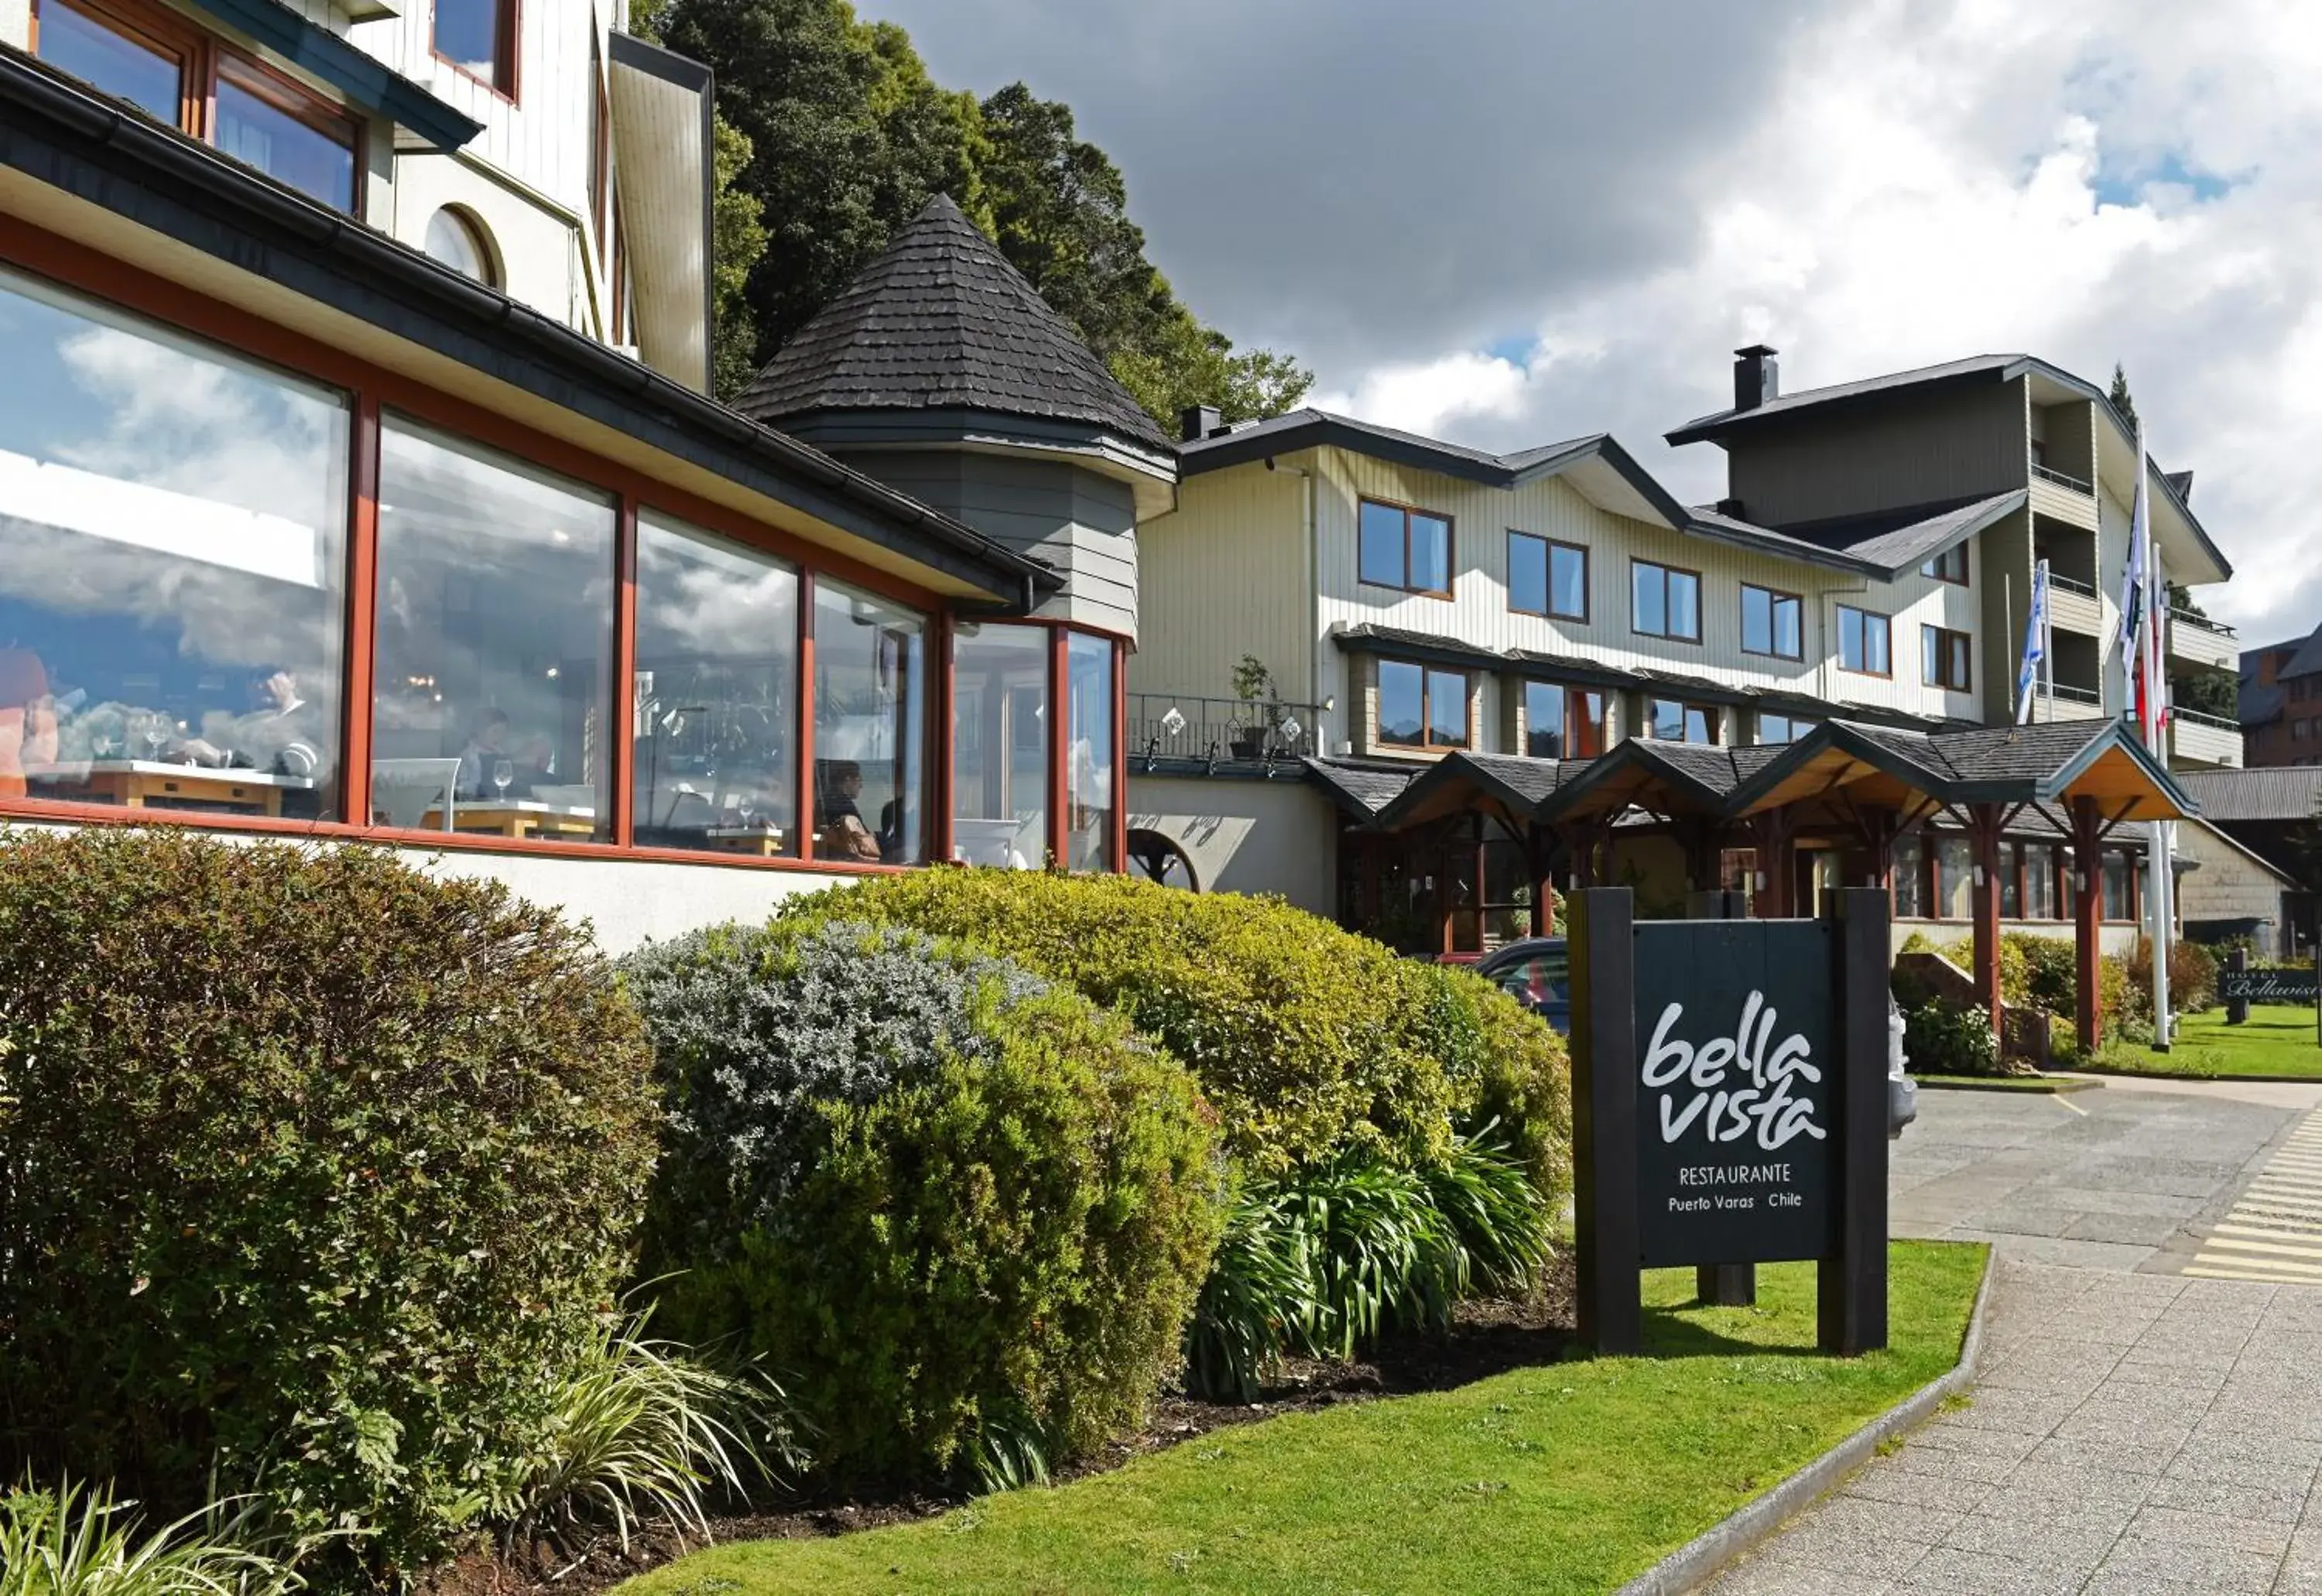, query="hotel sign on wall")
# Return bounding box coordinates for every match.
[1569,889,1889,1357]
